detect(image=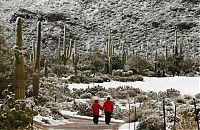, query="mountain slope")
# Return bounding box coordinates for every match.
[1,0,200,58]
